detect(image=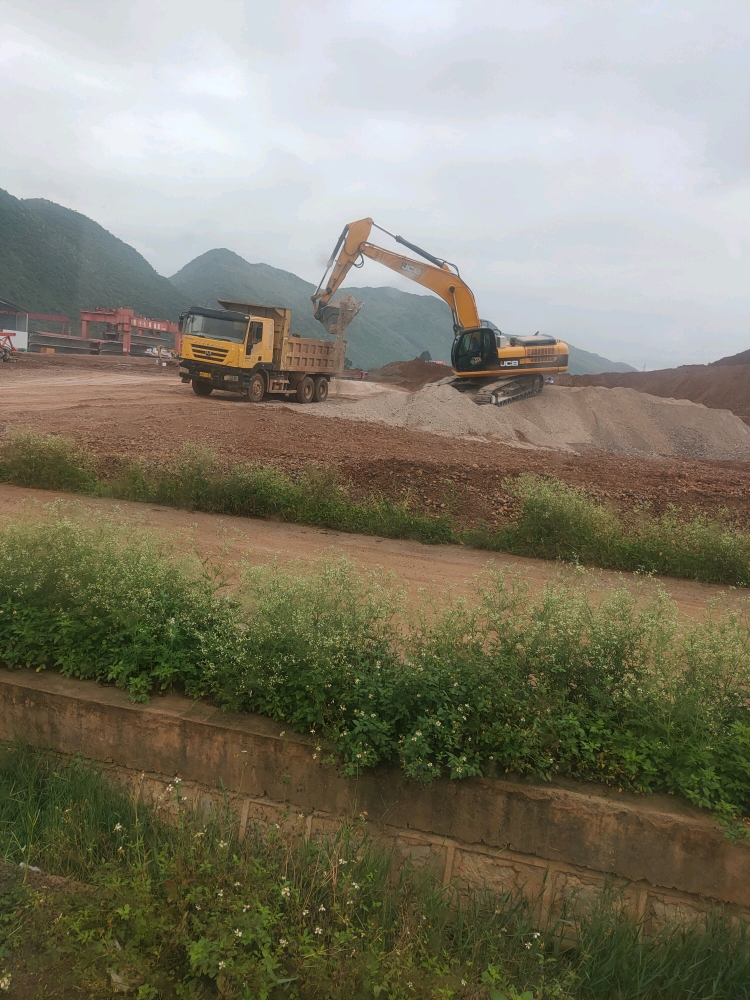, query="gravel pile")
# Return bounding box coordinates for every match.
[321,382,750,460]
